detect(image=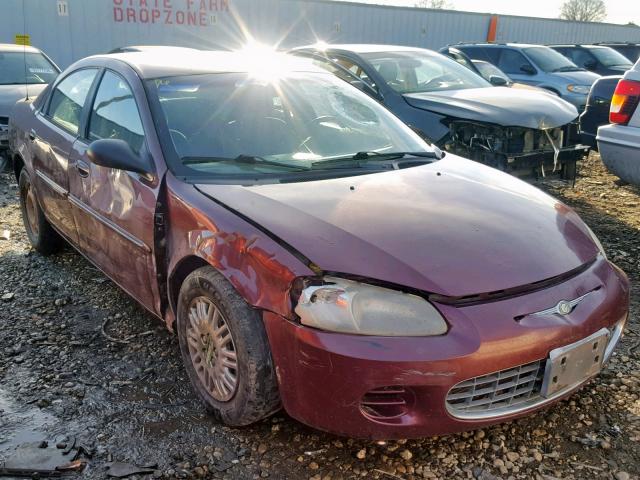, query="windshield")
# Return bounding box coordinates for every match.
[360,51,490,94]
[589,46,632,67]
[0,52,59,85]
[524,47,581,72]
[146,72,432,180]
